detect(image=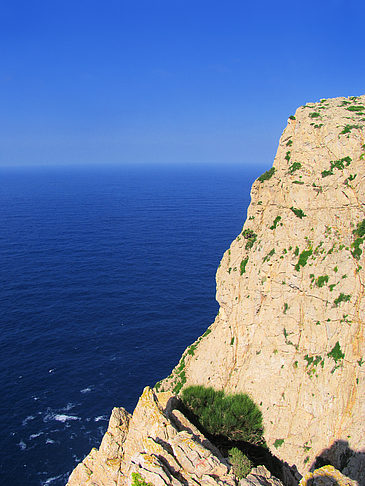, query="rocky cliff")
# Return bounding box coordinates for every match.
[67,95,365,486]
